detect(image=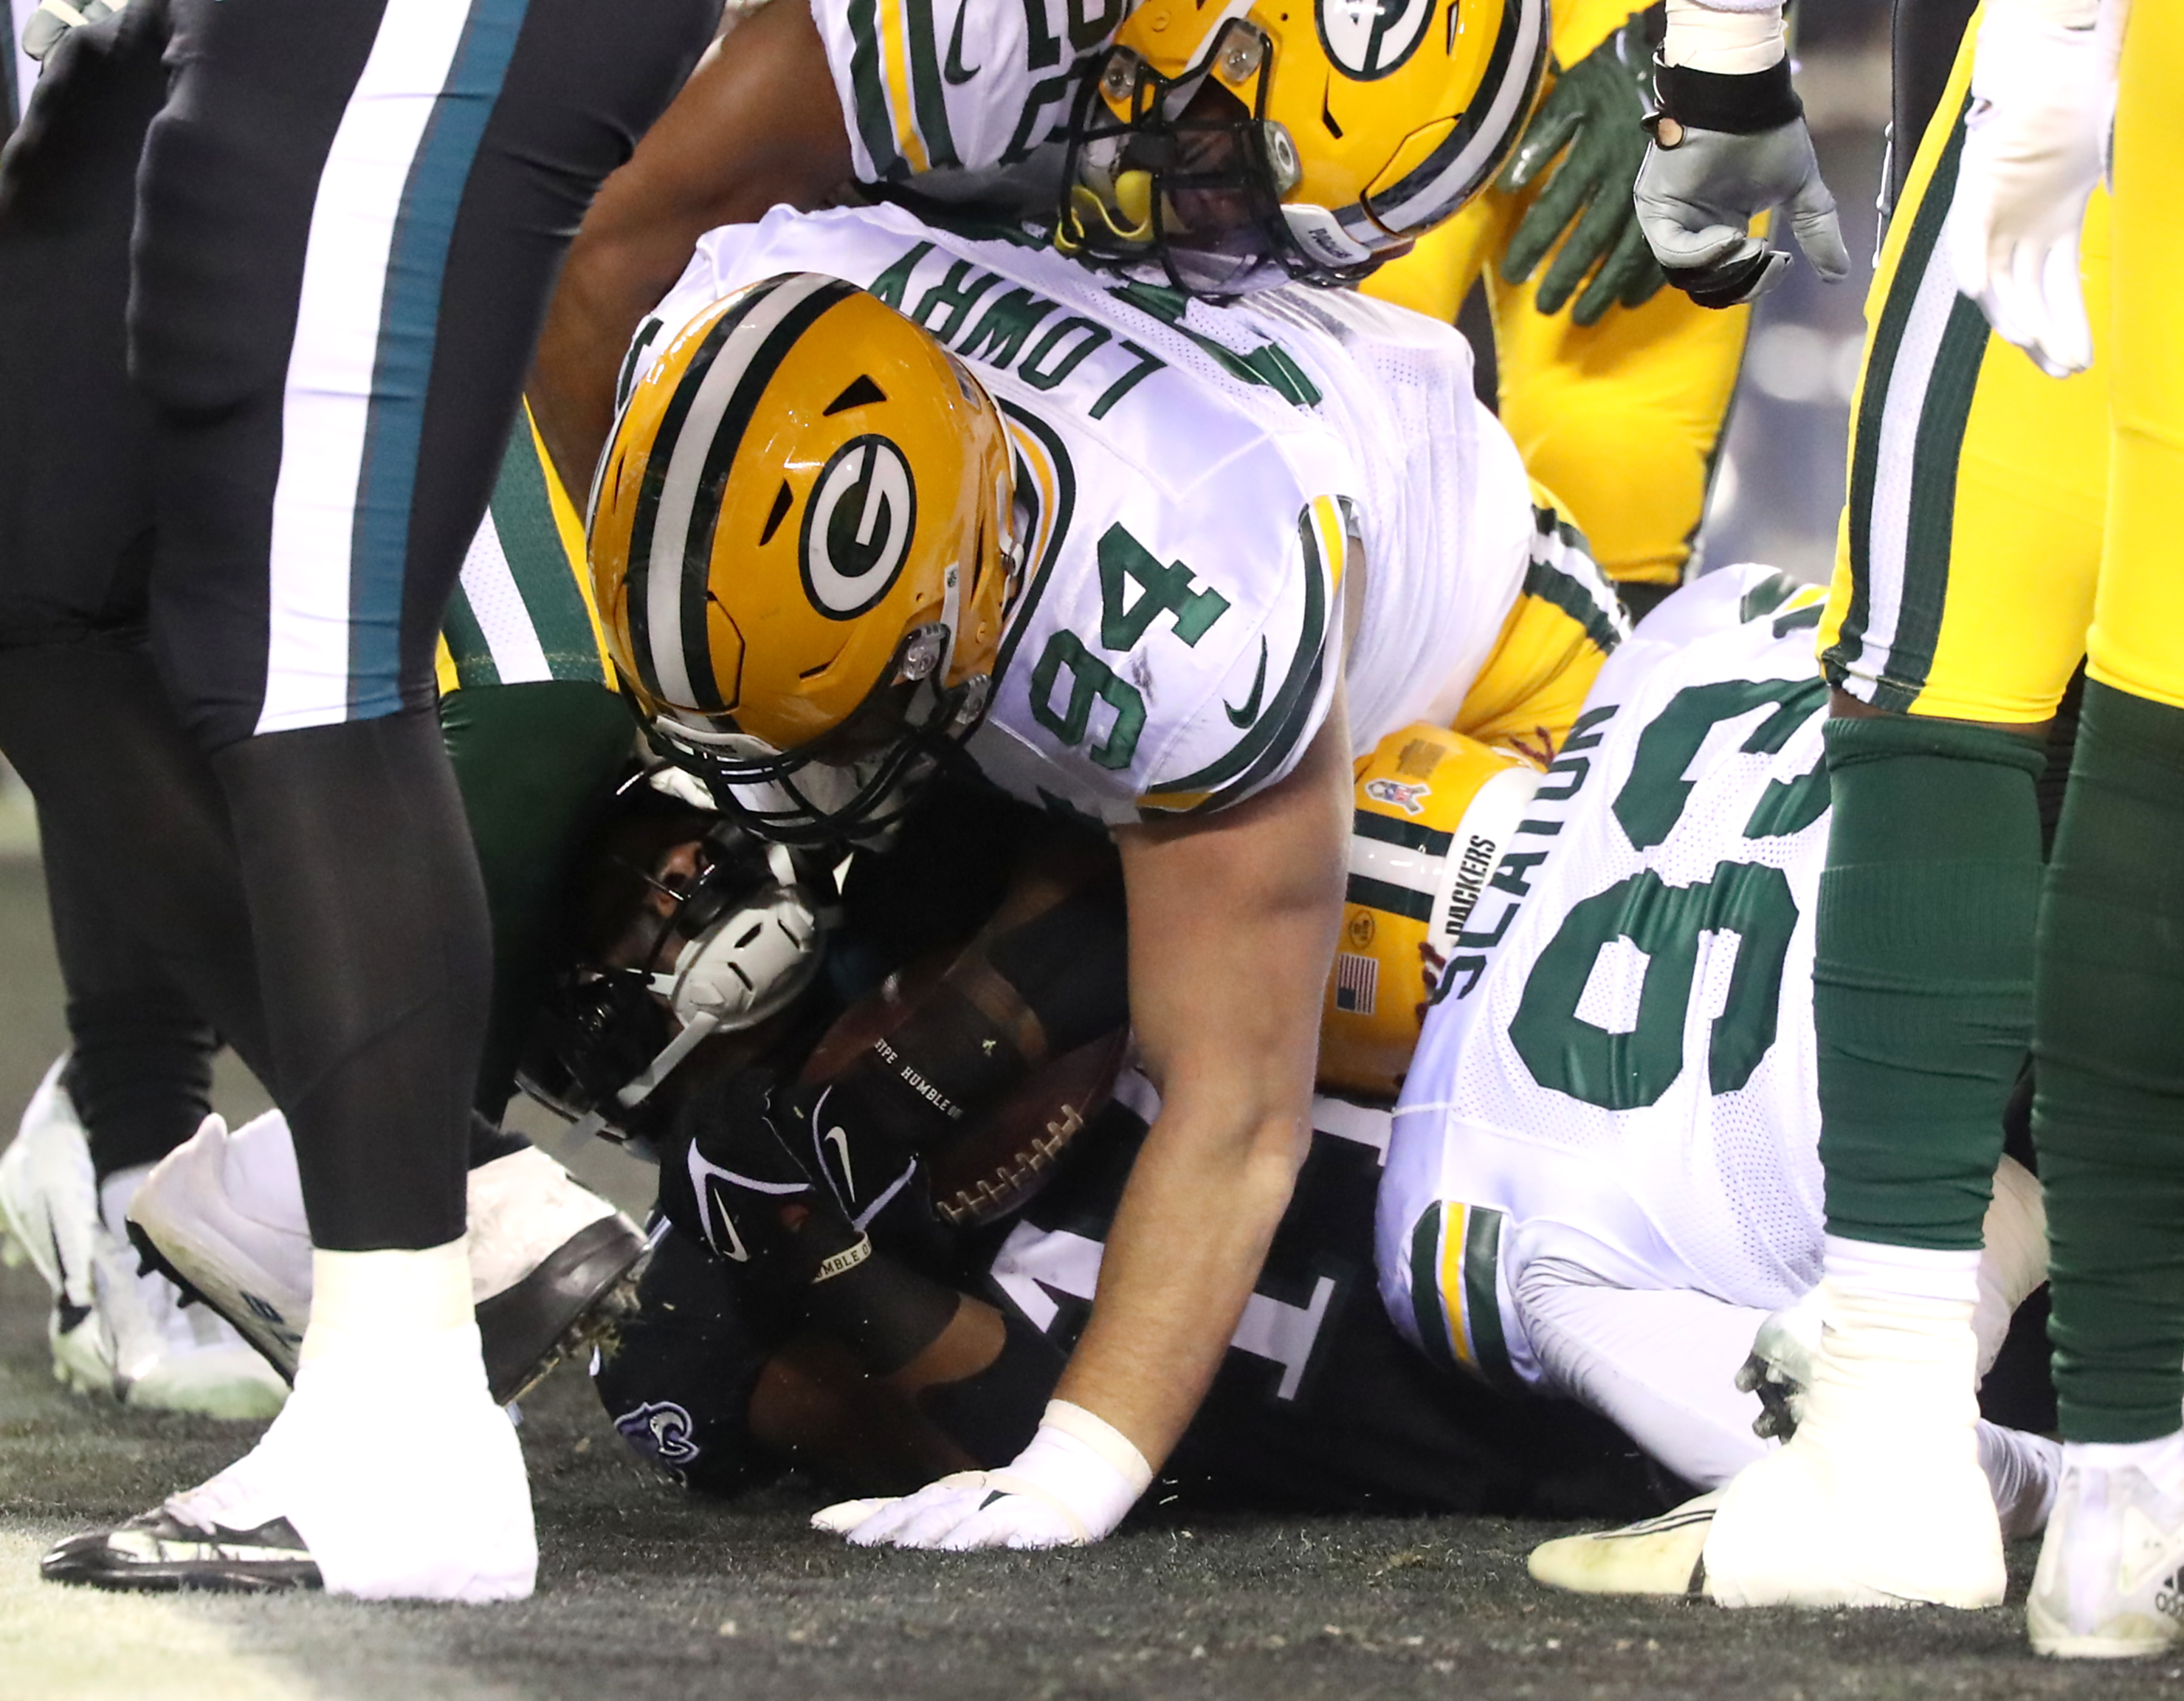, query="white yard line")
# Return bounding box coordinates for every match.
[0,1529,321,1701]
